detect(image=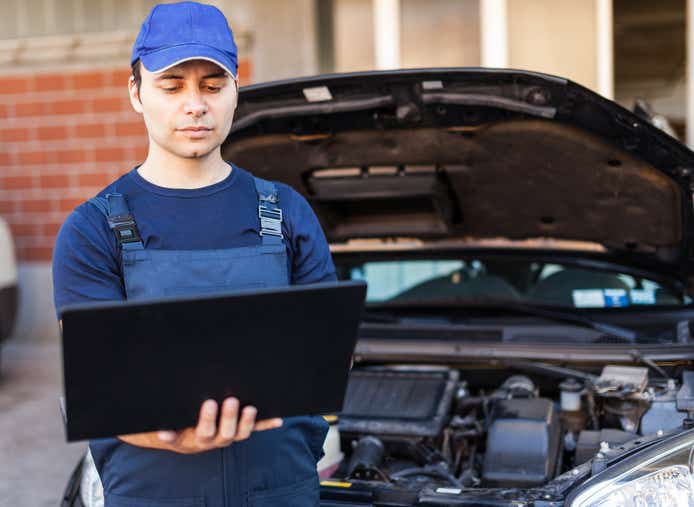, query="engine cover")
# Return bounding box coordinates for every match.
[482,398,561,487]
[339,368,458,438]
